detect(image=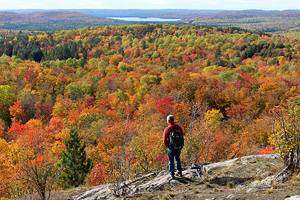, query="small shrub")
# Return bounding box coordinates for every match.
[240,65,256,73]
[160,192,171,200]
[258,147,275,155]
[227,181,236,188]
[266,188,274,194]
[218,71,240,81]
